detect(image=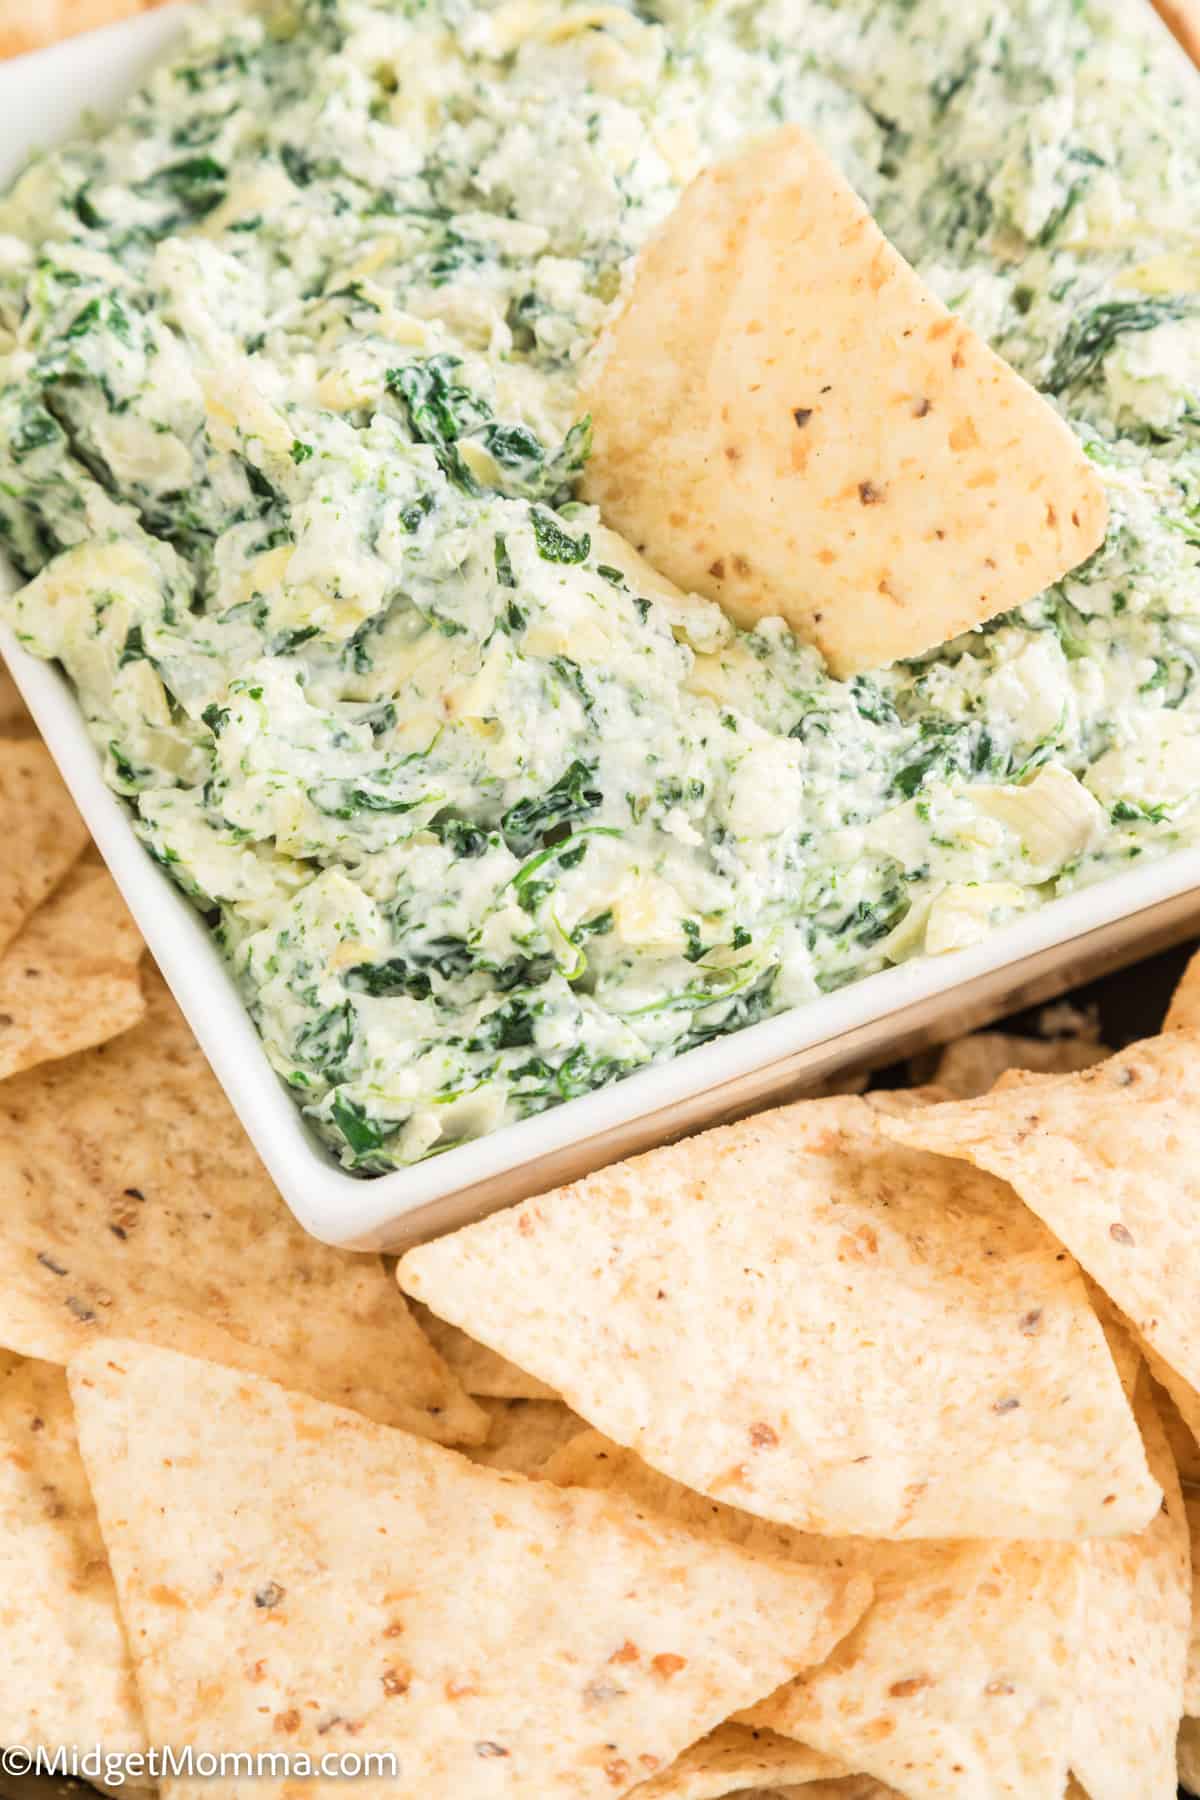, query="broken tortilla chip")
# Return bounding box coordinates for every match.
[0,964,485,1444]
[543,1431,1081,1799]
[881,1033,1200,1433]
[69,1340,871,1800]
[932,1031,1108,1099]
[468,1397,587,1474]
[624,1726,846,1800]
[399,1093,1156,1540]
[0,1351,146,1767]
[580,124,1107,678]
[410,1299,558,1400]
[0,738,88,957]
[0,860,144,1080]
